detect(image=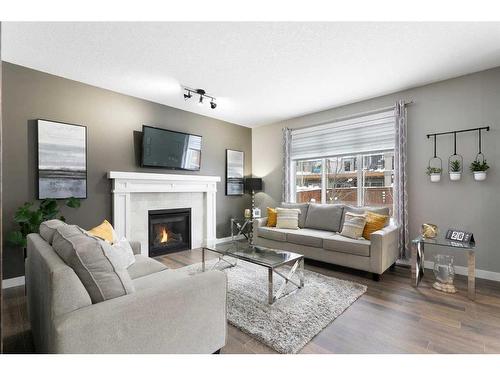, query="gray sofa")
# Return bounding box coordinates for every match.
[26,232,227,353]
[254,203,399,279]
